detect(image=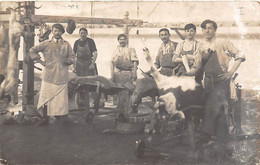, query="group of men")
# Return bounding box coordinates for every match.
[29,25,98,125]
[29,19,245,147]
